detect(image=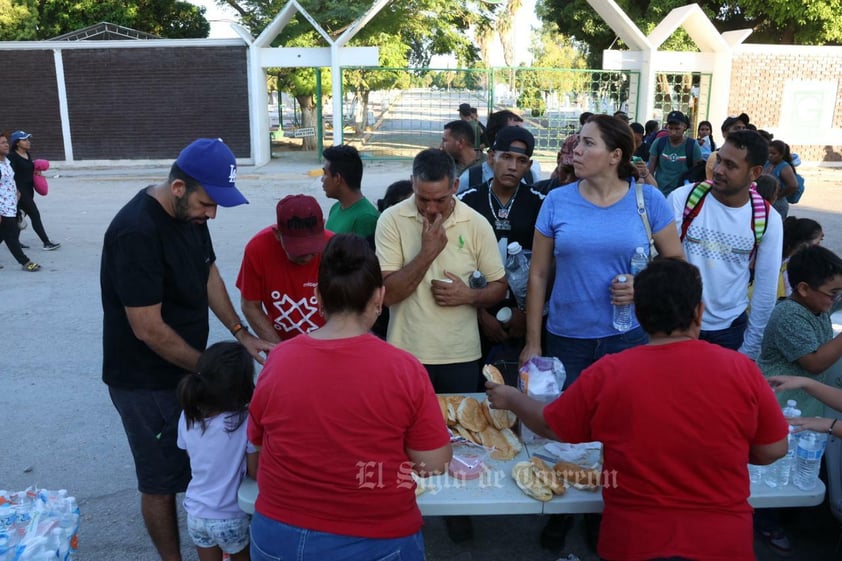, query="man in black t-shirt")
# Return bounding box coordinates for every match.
[458,126,545,379]
[100,138,274,561]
